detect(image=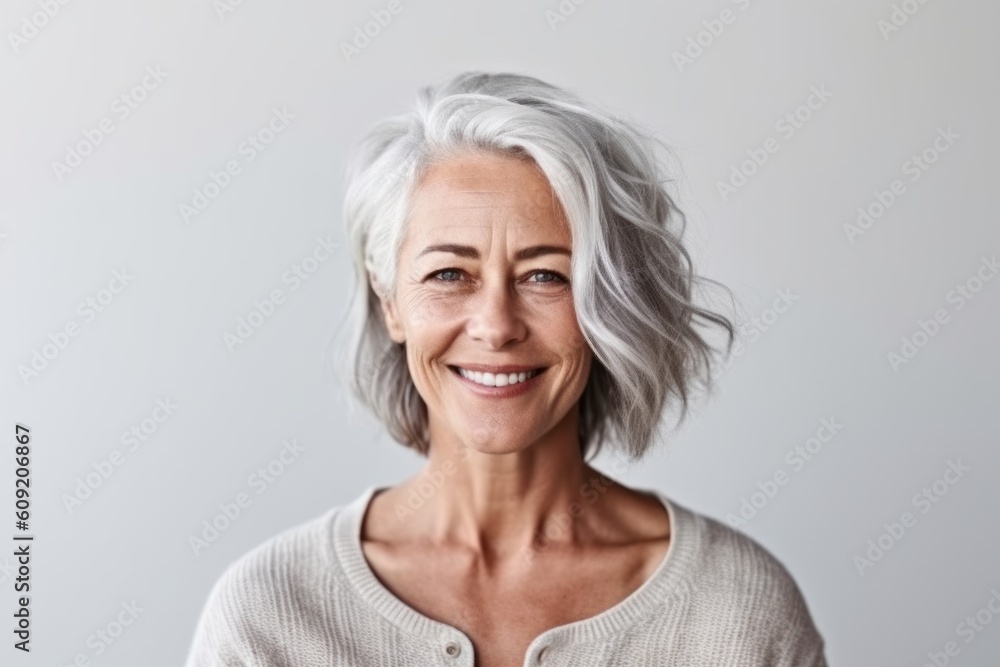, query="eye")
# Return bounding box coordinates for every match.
[527,270,569,285]
[428,268,464,282]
